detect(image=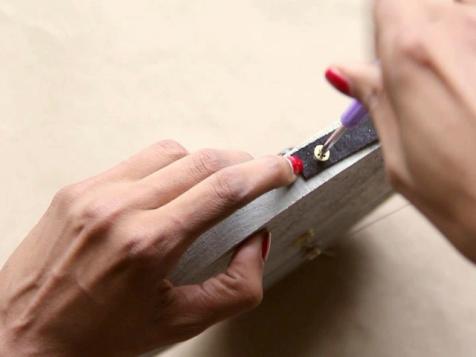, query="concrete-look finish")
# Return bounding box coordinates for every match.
[172,144,391,288]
